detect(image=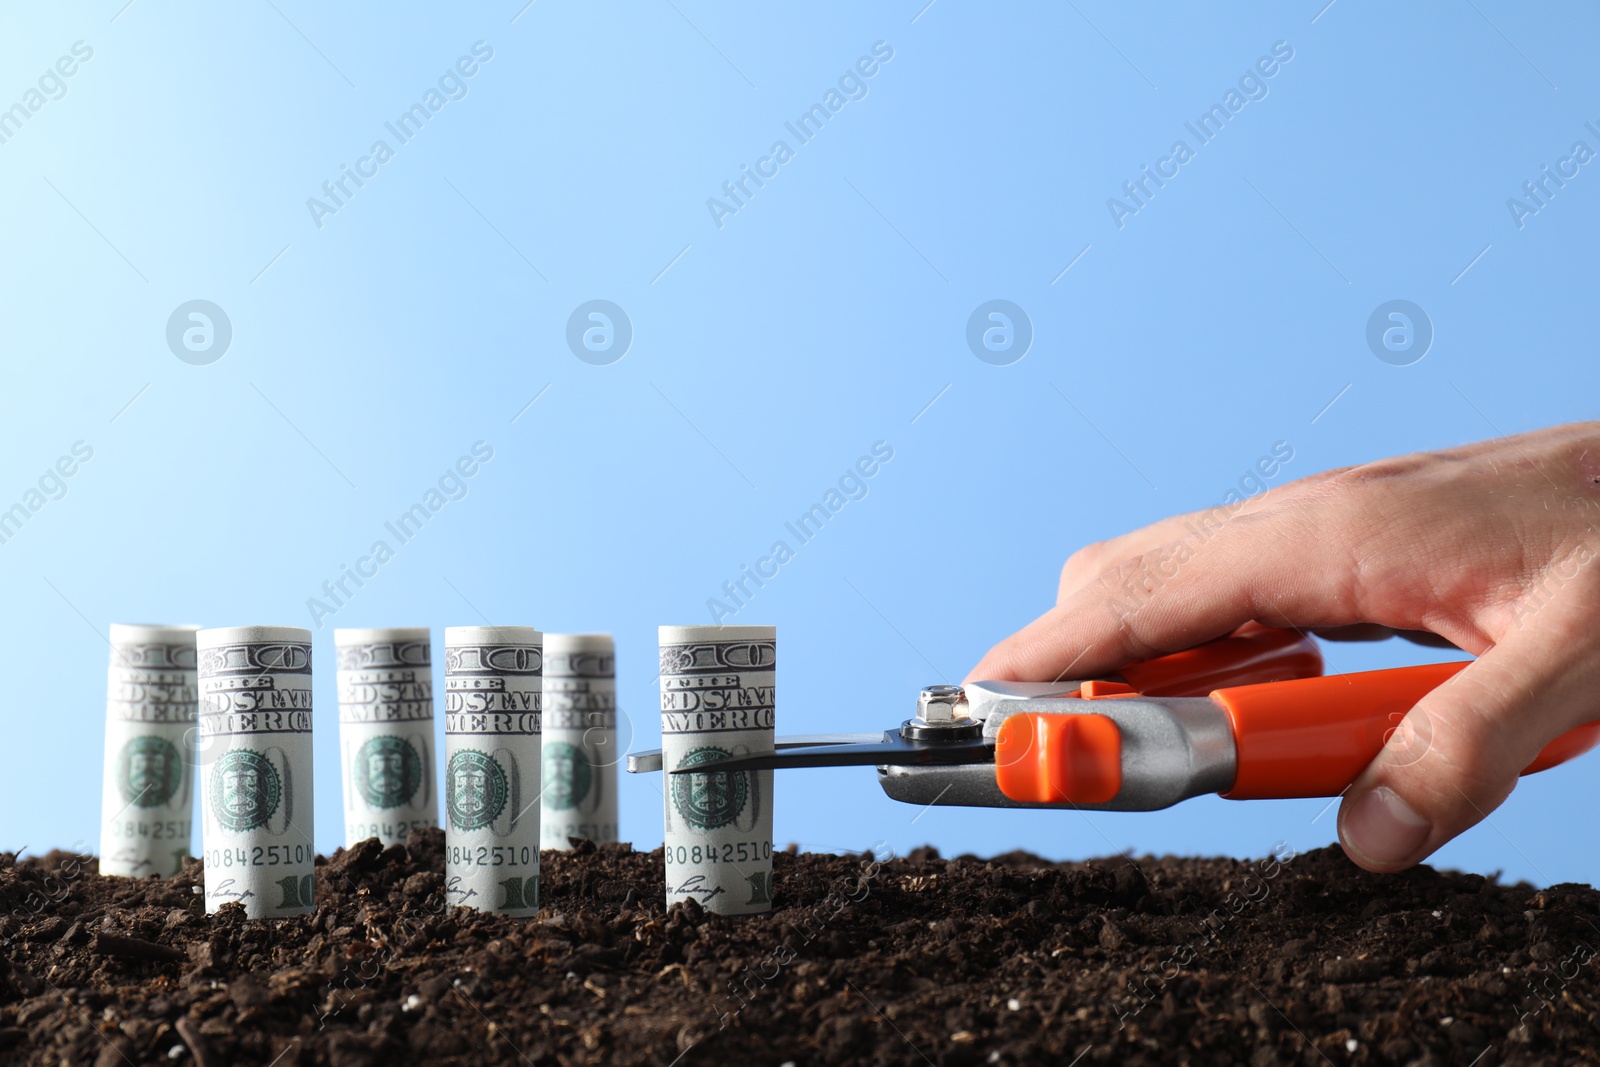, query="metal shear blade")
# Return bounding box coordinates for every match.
[626,733,878,774]
[661,730,993,773]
